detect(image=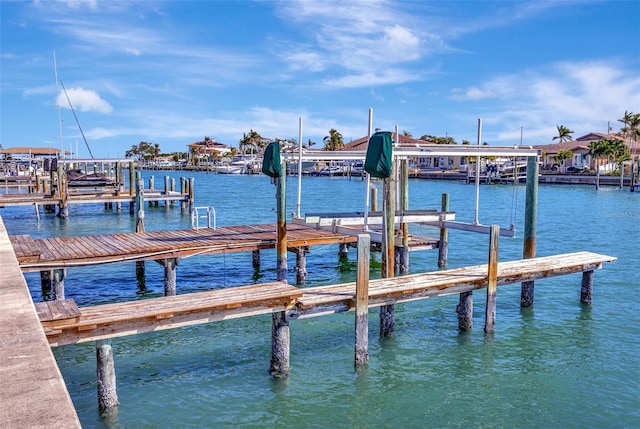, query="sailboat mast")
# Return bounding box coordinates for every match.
[53,51,64,159]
